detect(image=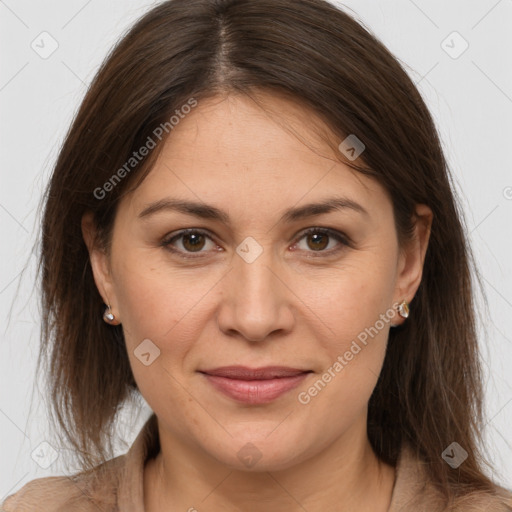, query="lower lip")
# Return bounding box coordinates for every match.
[203,373,310,404]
